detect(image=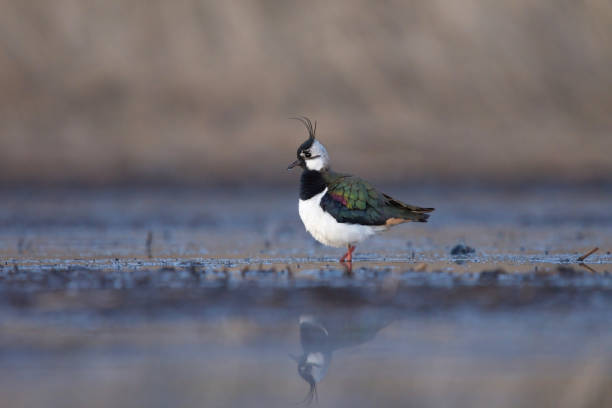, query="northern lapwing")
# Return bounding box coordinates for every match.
[288,116,434,263]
